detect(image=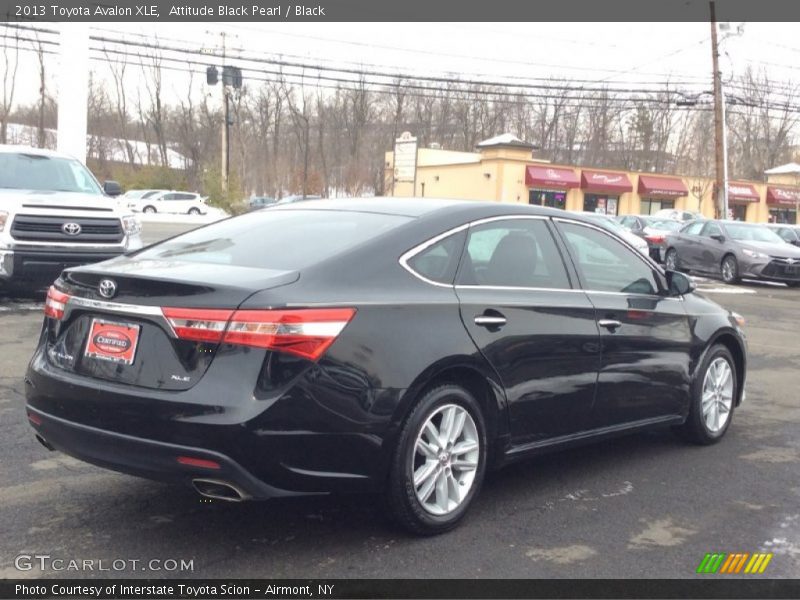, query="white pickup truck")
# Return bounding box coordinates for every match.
[0,145,143,291]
